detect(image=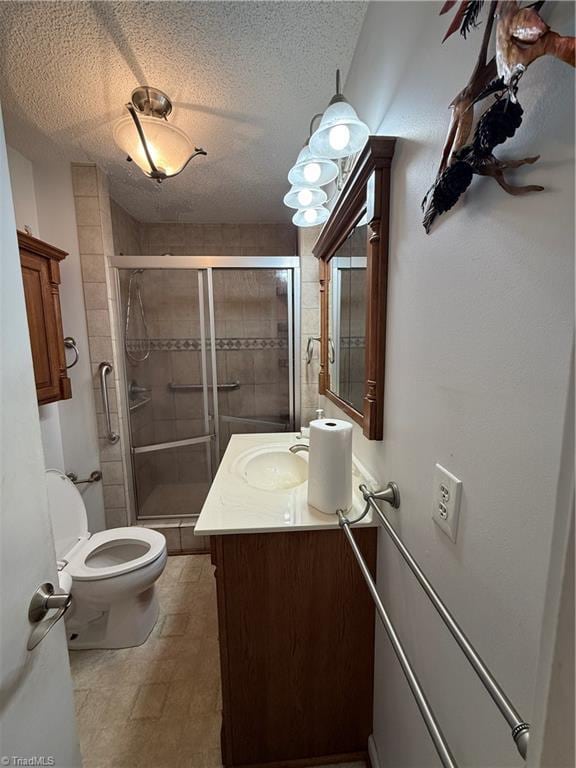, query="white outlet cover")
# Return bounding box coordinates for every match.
[432,464,462,542]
